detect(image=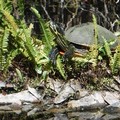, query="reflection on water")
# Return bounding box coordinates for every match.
[1,110,120,120]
